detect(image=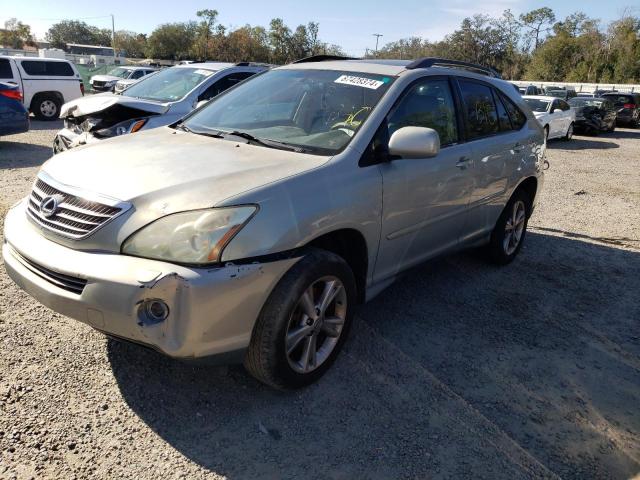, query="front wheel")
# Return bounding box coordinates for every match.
[486,189,531,265]
[244,249,356,389]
